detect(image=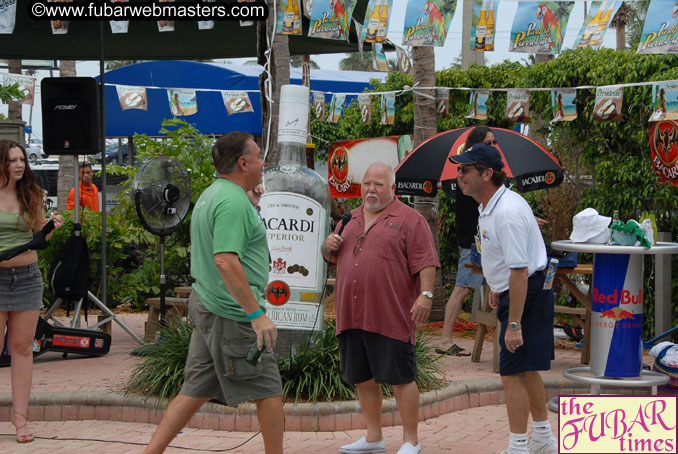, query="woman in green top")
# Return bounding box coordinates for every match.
[0,140,64,443]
